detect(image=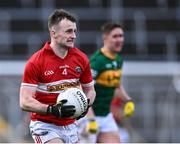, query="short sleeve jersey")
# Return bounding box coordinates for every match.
[21,42,93,126]
[90,48,123,116]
